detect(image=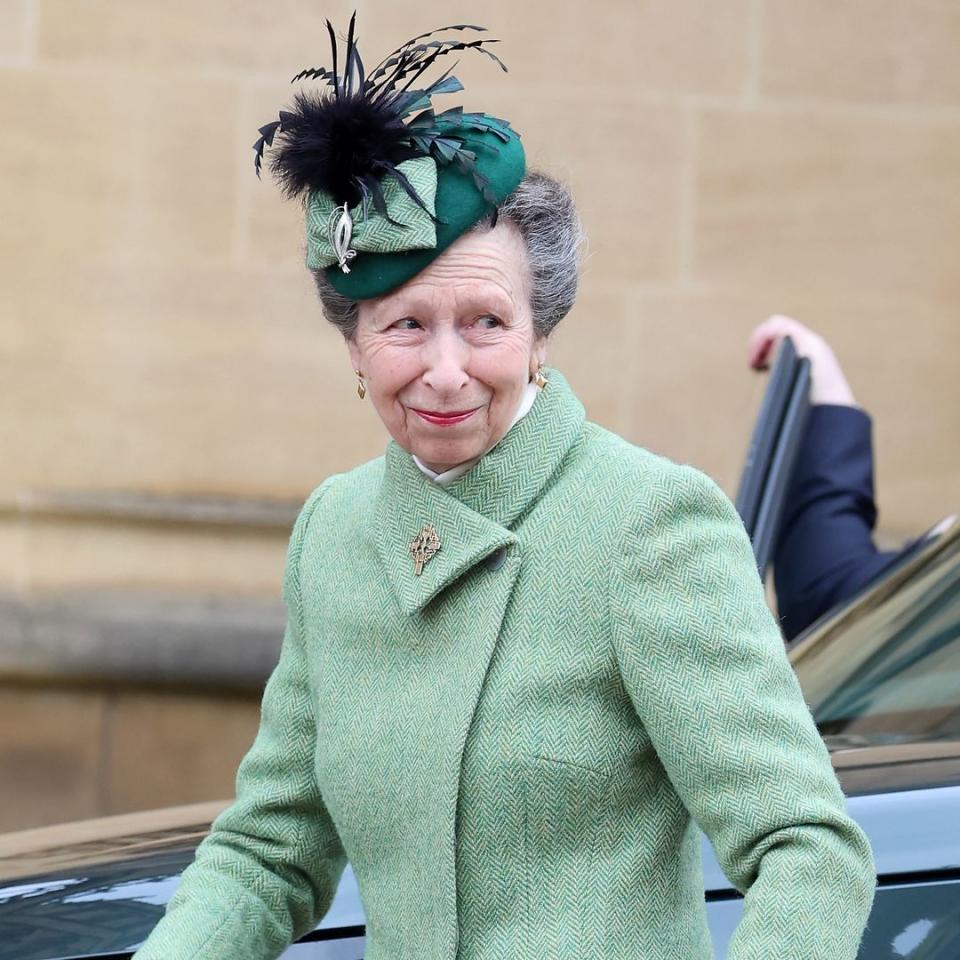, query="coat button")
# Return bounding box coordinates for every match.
[486,547,507,571]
